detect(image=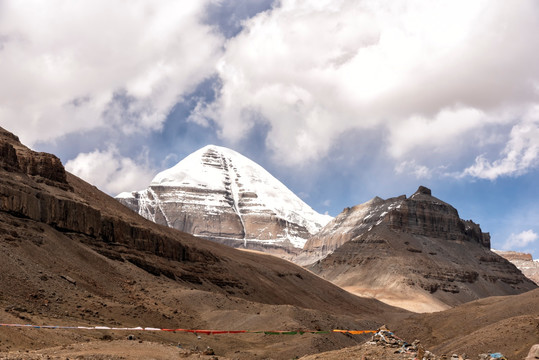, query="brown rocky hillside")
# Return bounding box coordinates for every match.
[494,250,539,285]
[0,126,405,359]
[390,288,539,359]
[305,186,537,312]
